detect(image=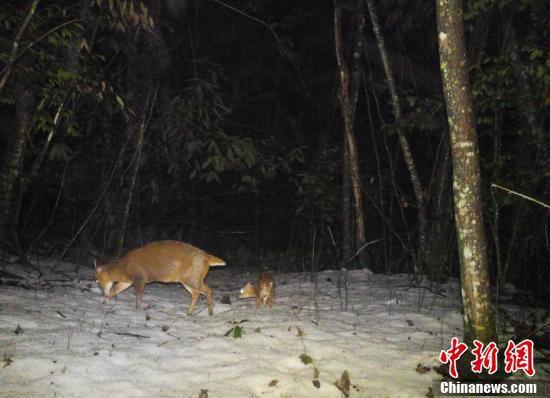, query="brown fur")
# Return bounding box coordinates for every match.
[94,240,225,315]
[238,272,274,309]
